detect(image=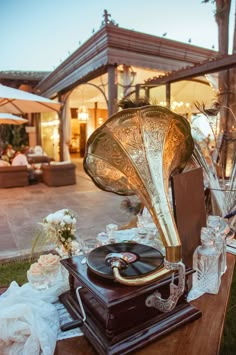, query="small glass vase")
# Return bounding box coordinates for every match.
[41,264,60,287]
[106,224,118,243]
[192,227,221,295]
[27,270,49,290]
[207,215,228,275]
